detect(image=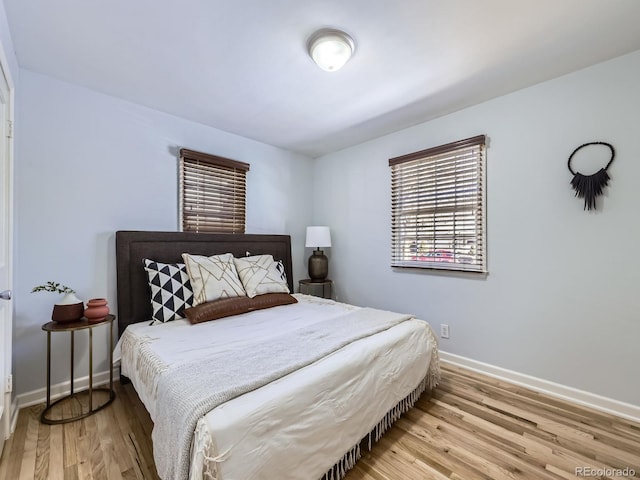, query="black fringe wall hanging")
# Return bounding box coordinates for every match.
[567,141,615,211]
